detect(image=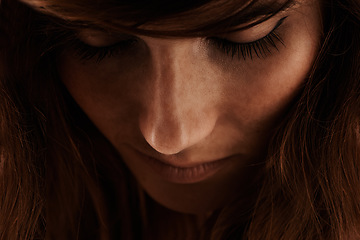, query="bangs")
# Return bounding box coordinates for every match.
[21,0,297,37]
